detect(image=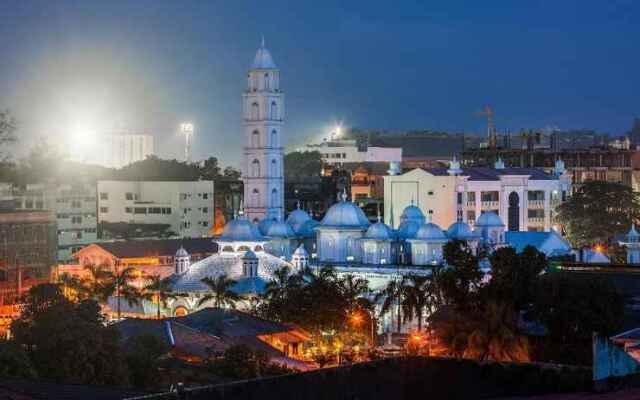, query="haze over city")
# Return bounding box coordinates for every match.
[1,0,639,166]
